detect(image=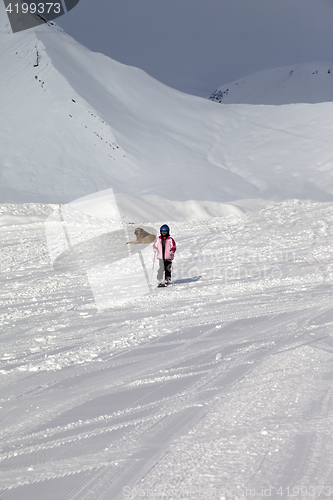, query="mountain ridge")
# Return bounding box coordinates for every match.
[1,3,333,208]
[209,62,333,105]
